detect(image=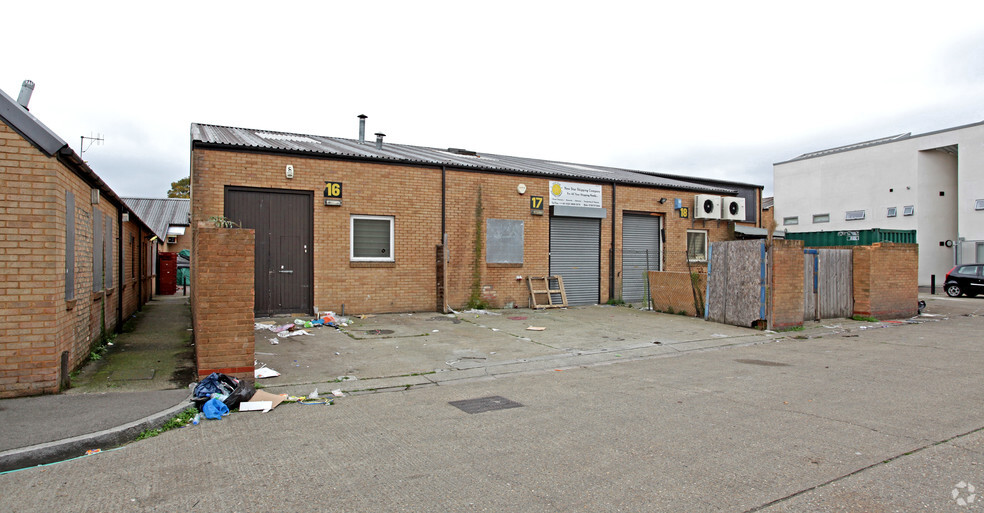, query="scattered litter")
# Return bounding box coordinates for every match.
[920,313,941,317]
[269,338,279,345]
[192,414,200,425]
[248,390,286,410]
[508,316,528,321]
[268,324,294,333]
[240,401,273,413]
[823,325,841,329]
[462,309,501,315]
[85,449,102,456]
[334,352,340,355]
[294,319,307,325]
[277,329,313,338]
[254,367,281,379]
[254,323,274,330]
[359,314,375,319]
[526,326,546,331]
[490,352,496,355]
[308,389,319,399]
[203,397,230,419]
[491,328,500,332]
[432,329,439,333]
[331,389,345,397]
